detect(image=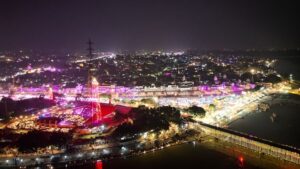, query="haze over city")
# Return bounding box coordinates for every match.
[1,0,300,51]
